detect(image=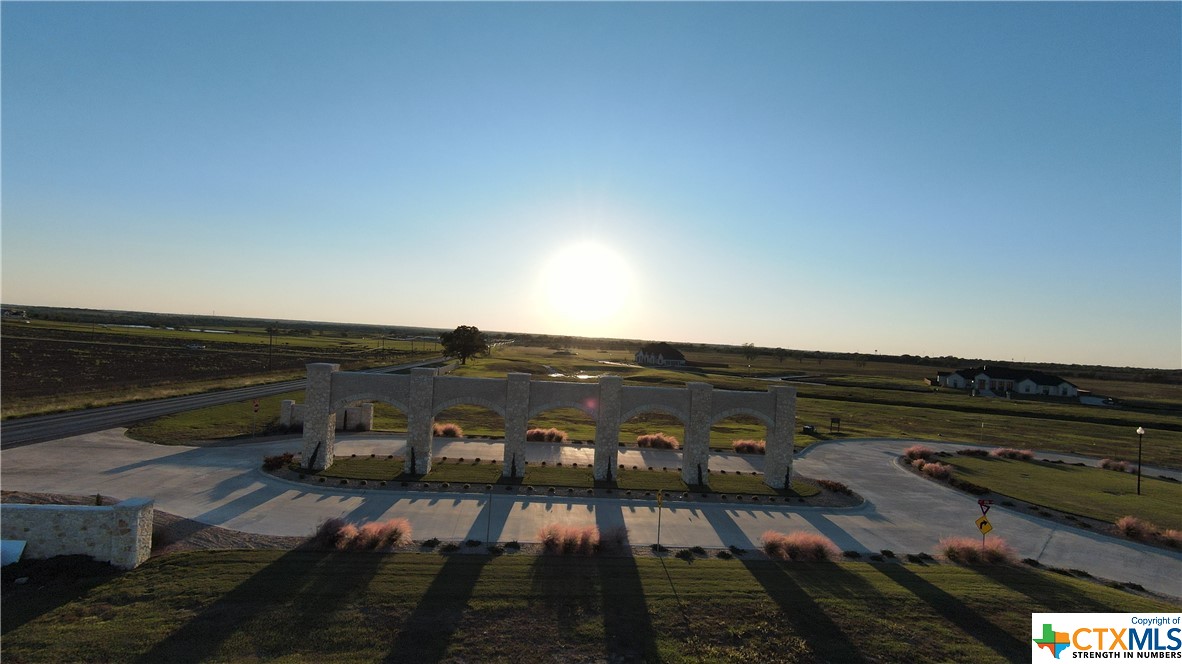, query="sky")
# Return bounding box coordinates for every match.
[2,2,1179,369]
